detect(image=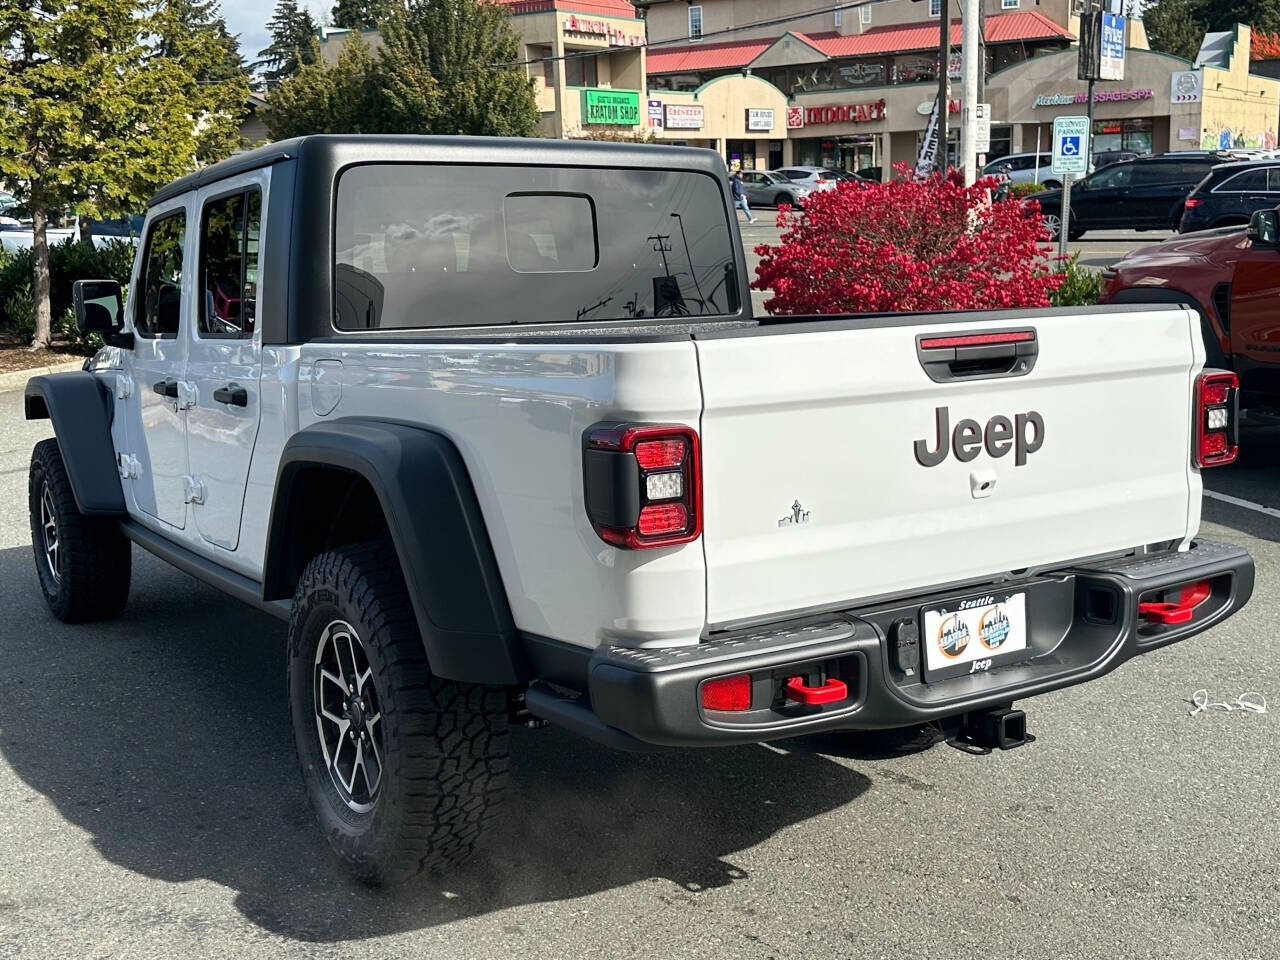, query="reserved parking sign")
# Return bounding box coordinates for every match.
[1052,116,1090,176]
